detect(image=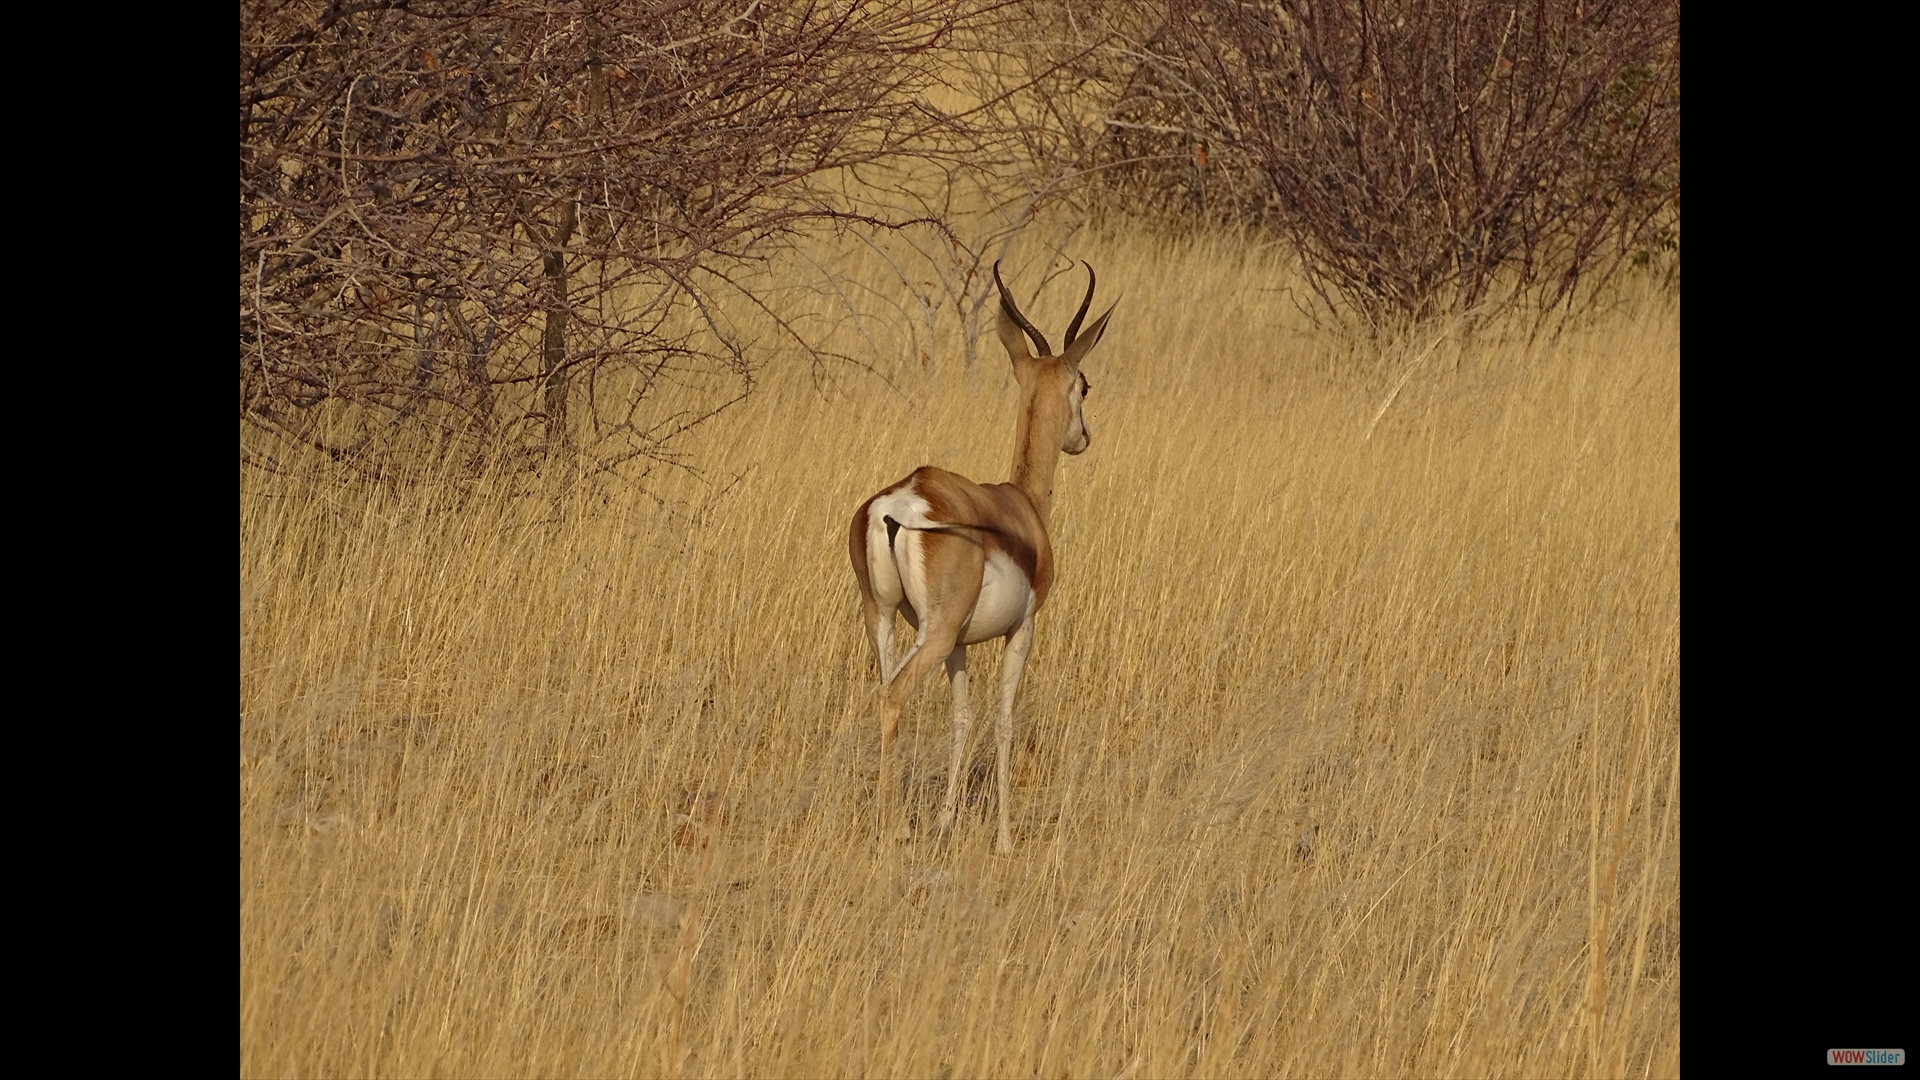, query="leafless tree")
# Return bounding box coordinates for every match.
[1014,0,1680,327]
[241,0,1001,479]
